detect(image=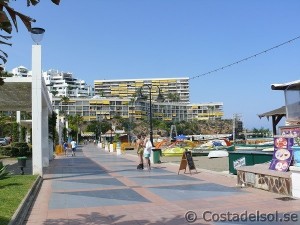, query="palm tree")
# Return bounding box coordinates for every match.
[167,93,180,102]
[59,96,70,115]
[51,90,59,96]
[98,90,104,97]
[67,114,84,142]
[60,96,70,104]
